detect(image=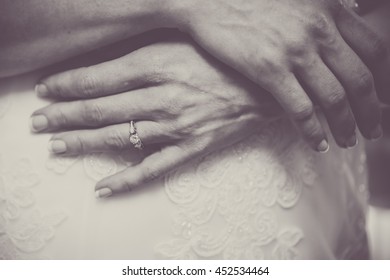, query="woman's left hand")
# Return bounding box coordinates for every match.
[31,39,282,198]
